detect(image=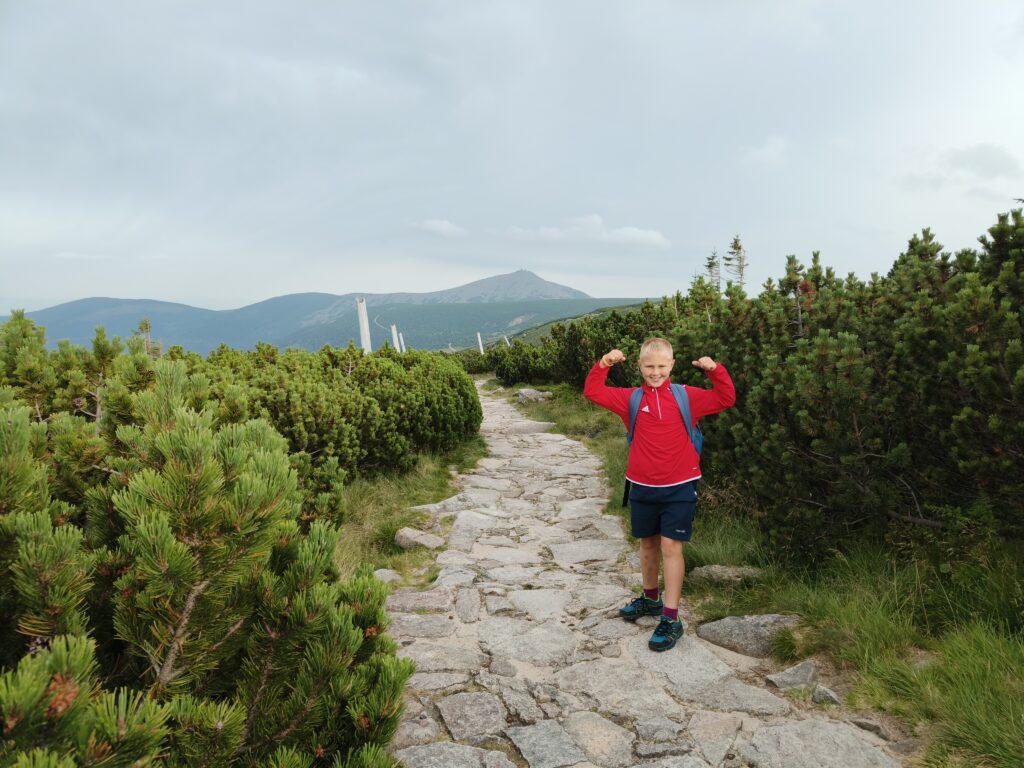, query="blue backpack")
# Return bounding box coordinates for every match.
[622,383,702,506]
